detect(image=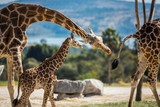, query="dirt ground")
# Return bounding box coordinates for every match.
[0,86,159,107]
